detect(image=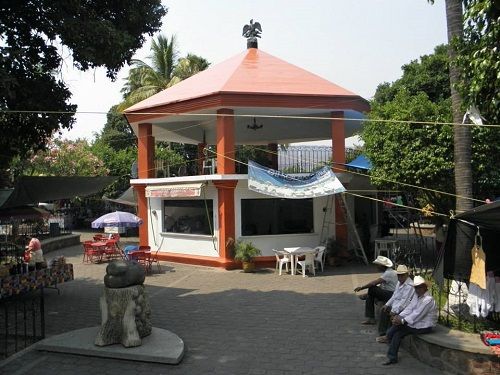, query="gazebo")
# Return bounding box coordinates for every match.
[124,33,370,269]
